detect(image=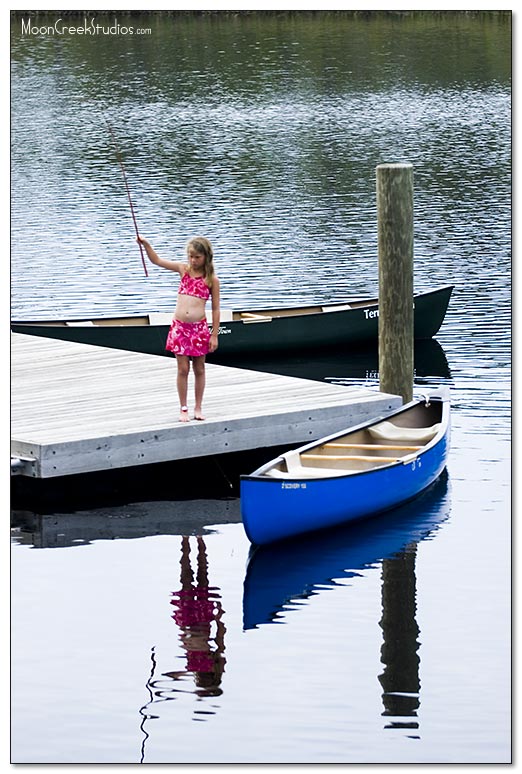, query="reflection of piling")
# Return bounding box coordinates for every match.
[378,548,420,729]
[376,163,414,403]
